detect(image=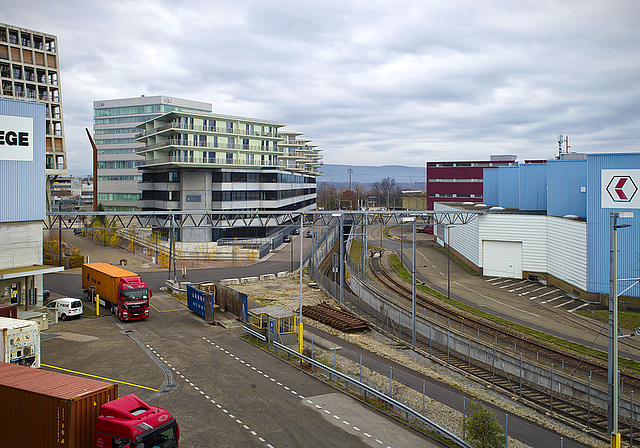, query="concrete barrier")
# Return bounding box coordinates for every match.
[240,276,259,283]
[260,274,276,281]
[277,271,289,278]
[220,278,240,286]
